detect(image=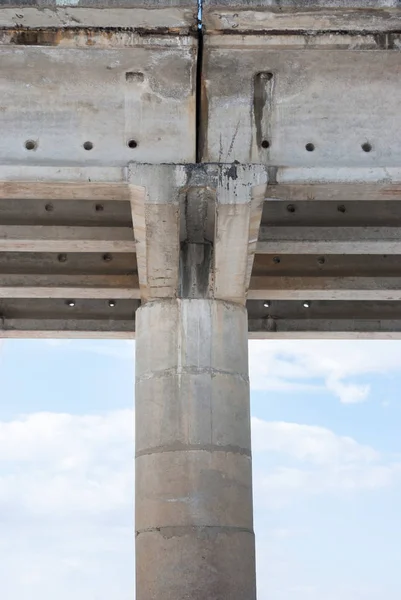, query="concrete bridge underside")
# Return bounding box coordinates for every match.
[2,1,401,599]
